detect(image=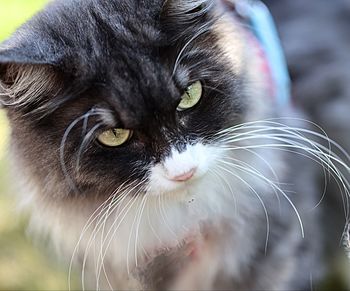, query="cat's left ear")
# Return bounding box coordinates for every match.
[161,0,215,39]
[0,28,62,109]
[161,0,240,41]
